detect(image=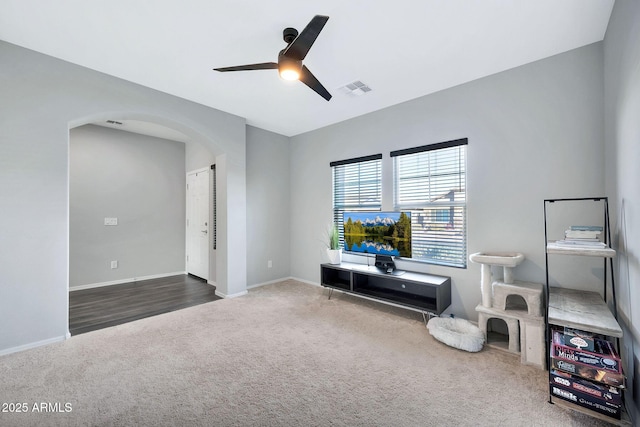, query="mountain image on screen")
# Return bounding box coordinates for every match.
[343,212,412,257]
